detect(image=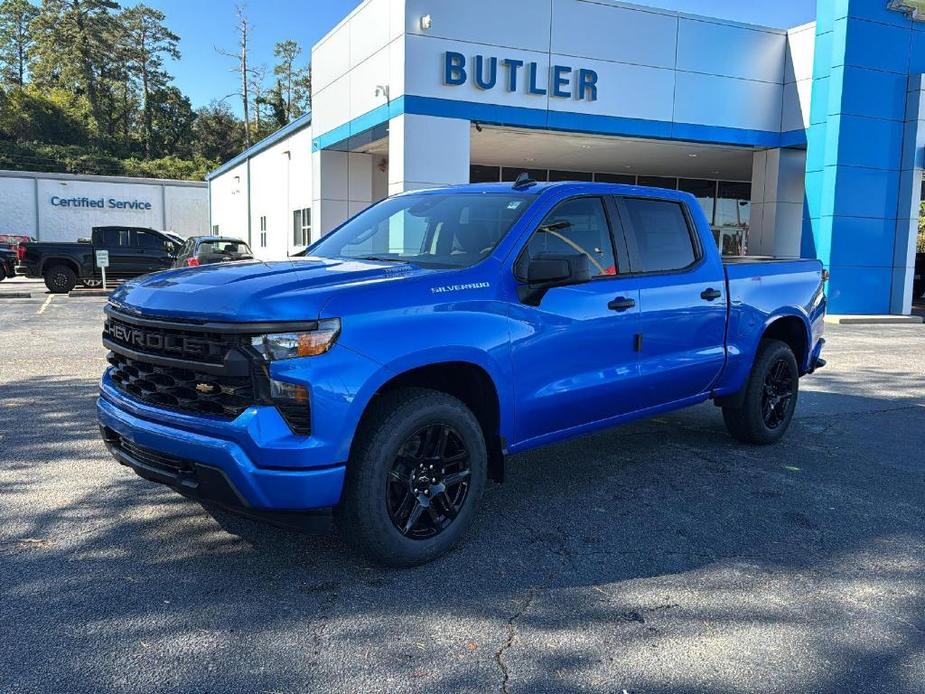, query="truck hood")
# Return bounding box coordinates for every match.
[109,256,429,322]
